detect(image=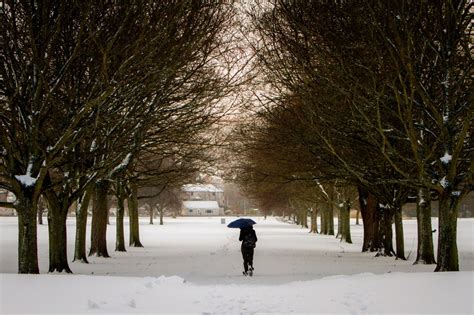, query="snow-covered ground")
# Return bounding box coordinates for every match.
[0,216,473,314]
